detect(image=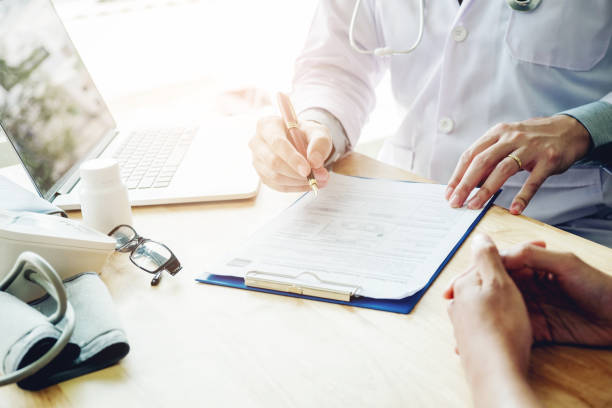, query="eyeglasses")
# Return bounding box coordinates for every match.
[108,225,182,286]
